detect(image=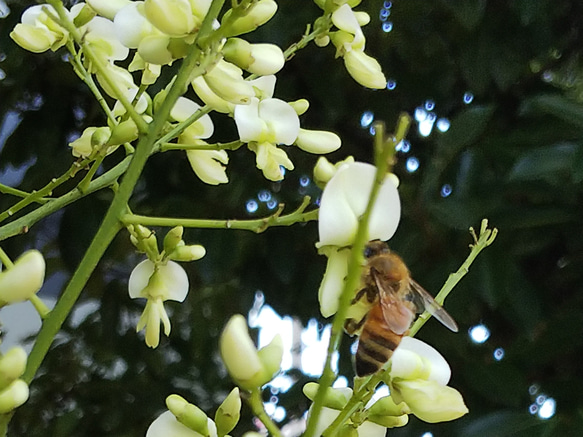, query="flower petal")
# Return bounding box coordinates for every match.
[258,98,299,145]
[391,337,451,385]
[318,162,400,247]
[317,247,350,317]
